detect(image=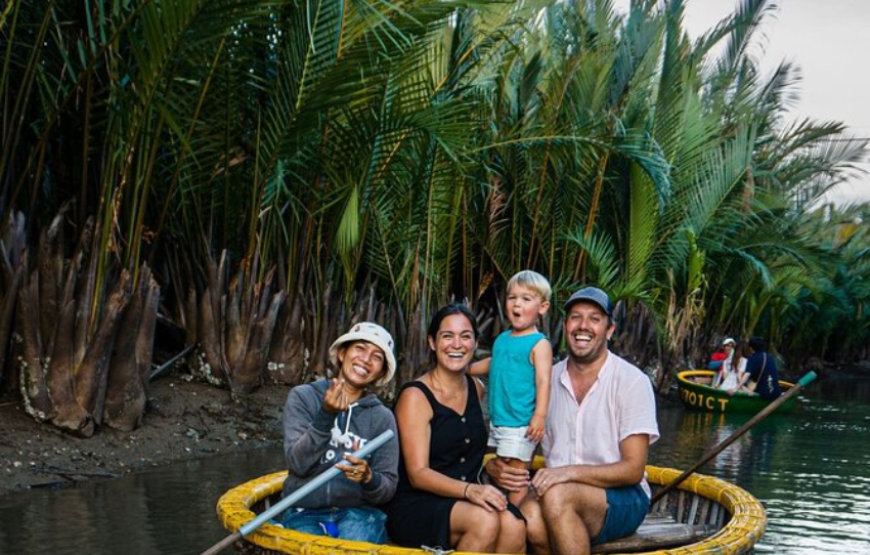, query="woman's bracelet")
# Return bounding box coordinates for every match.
[463,482,471,499]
